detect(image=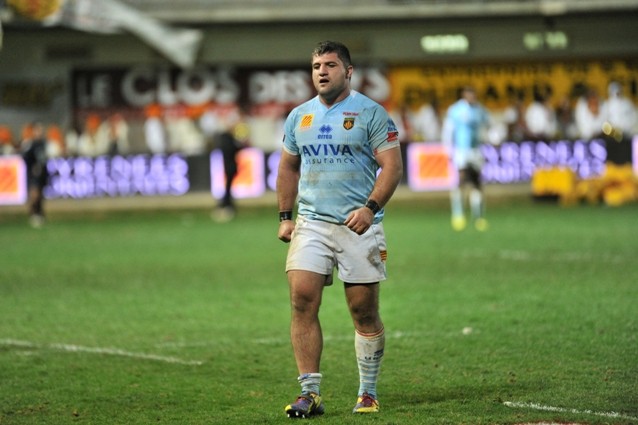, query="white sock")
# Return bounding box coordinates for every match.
[355,328,385,399]
[470,189,483,219]
[298,373,322,395]
[450,189,464,218]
